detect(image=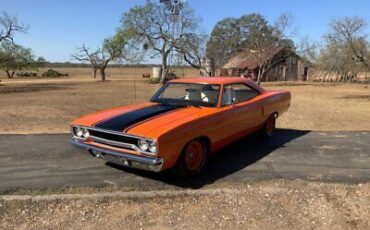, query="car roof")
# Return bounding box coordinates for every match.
[170,77,251,85]
[169,77,265,93]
